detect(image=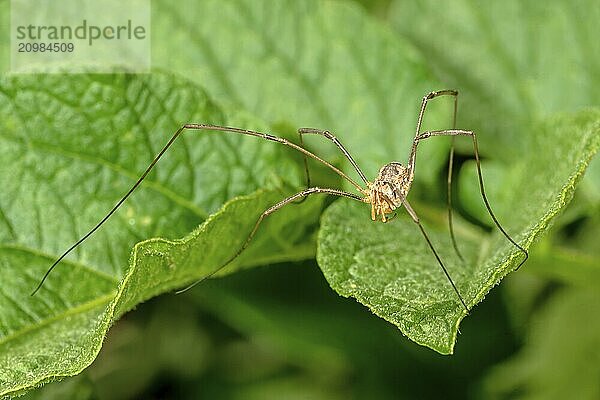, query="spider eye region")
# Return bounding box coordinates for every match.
[378,161,406,179]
